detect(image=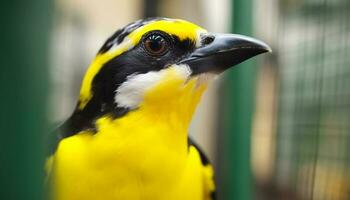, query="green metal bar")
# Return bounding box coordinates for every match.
[0,1,52,199]
[216,0,256,199]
